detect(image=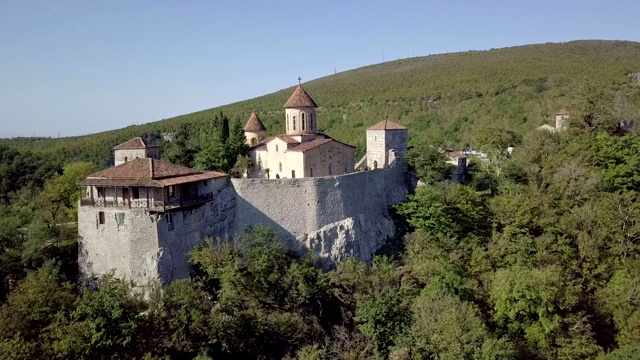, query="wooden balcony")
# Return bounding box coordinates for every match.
[80,192,214,212]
